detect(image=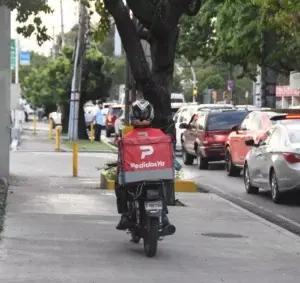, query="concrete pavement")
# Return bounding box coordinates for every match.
[1,133,300,281]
